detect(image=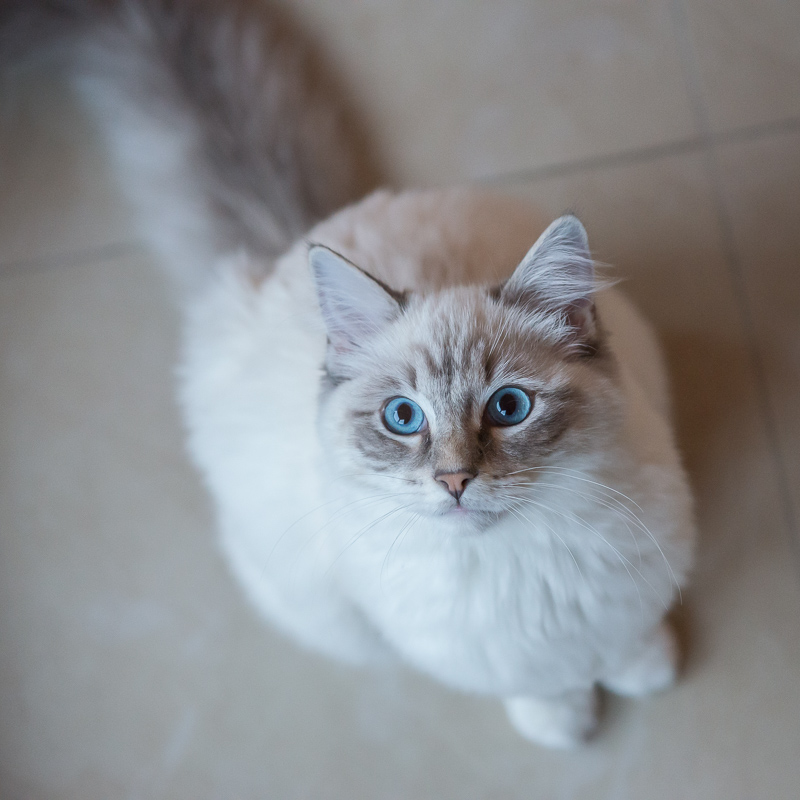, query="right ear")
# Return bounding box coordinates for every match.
[500,215,599,349]
[308,245,402,363]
